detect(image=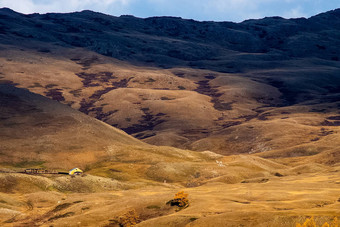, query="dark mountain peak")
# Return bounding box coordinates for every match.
[80,9,97,14]
[308,8,340,28]
[316,8,340,17]
[0,7,16,13]
[0,7,24,17]
[77,9,114,18]
[146,15,183,20]
[333,8,340,15]
[119,14,137,18]
[241,16,293,26]
[309,8,340,20]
